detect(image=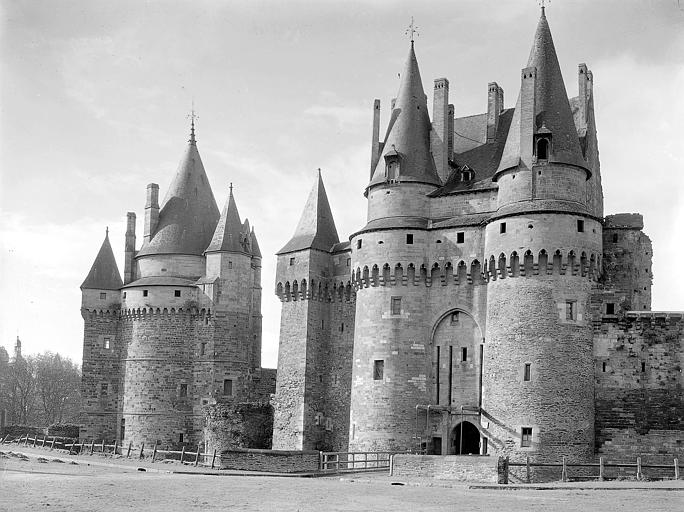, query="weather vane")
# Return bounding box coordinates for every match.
[405,17,419,44]
[187,100,199,142]
[538,0,550,9]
